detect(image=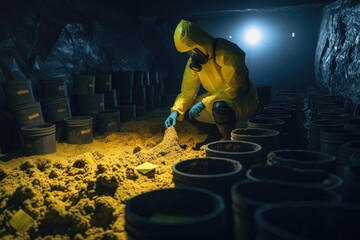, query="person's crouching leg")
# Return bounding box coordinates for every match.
[213,100,236,140]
